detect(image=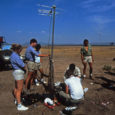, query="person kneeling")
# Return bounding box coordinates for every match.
[59,69,84,105]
